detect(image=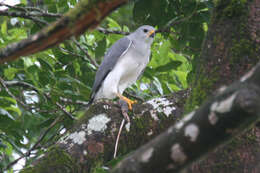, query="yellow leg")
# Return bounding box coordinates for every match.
[117,93,137,110]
